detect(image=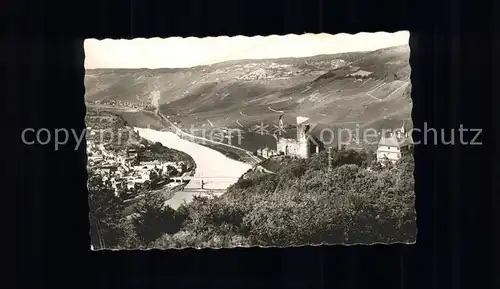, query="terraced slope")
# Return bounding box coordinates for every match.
[85,44,412,151]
